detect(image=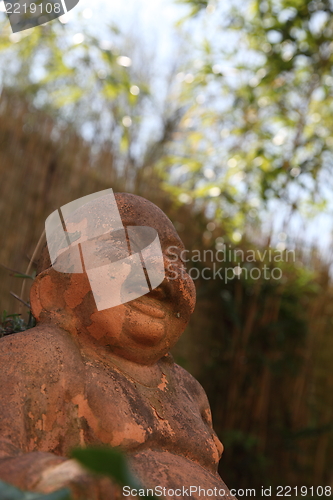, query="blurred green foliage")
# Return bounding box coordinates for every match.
[71,447,136,487]
[0,12,161,194]
[2,0,333,234]
[171,0,333,231]
[0,0,333,230]
[72,447,157,498]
